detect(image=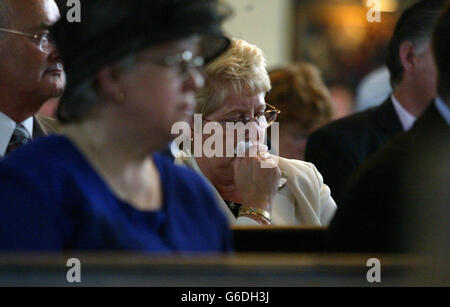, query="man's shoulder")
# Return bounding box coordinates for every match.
[307,98,400,152]
[306,108,380,157]
[312,102,388,138]
[365,103,450,170]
